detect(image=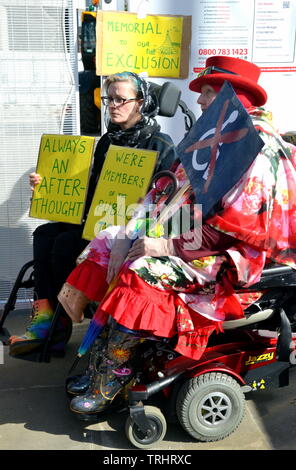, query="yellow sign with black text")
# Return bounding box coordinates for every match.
[82,144,158,241]
[96,11,191,78]
[29,134,95,224]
